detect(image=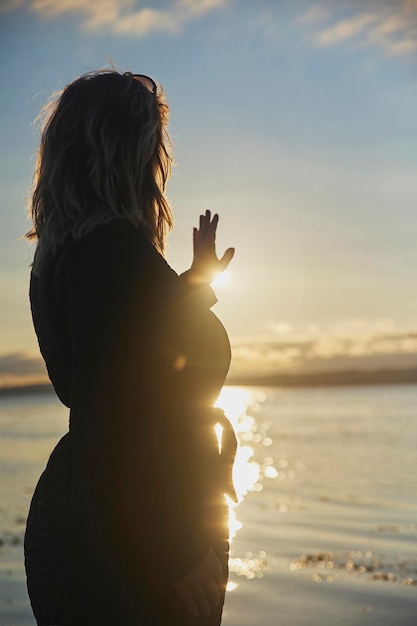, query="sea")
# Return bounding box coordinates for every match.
[0,384,416,626]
